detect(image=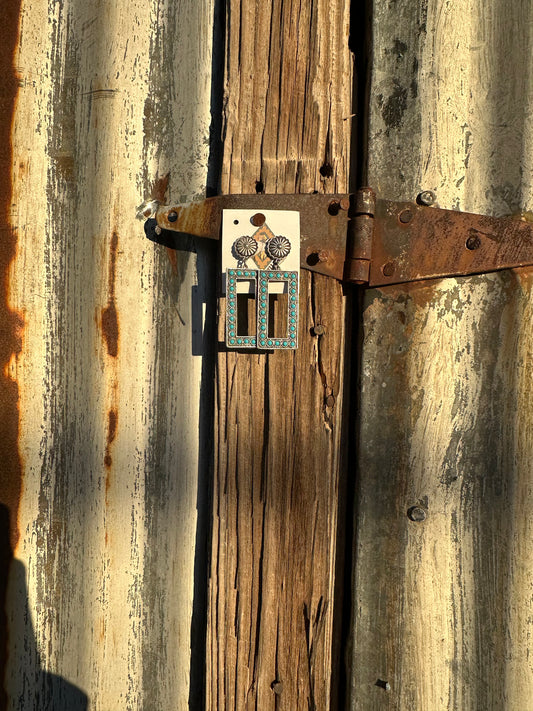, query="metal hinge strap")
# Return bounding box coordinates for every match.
[143,191,533,288]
